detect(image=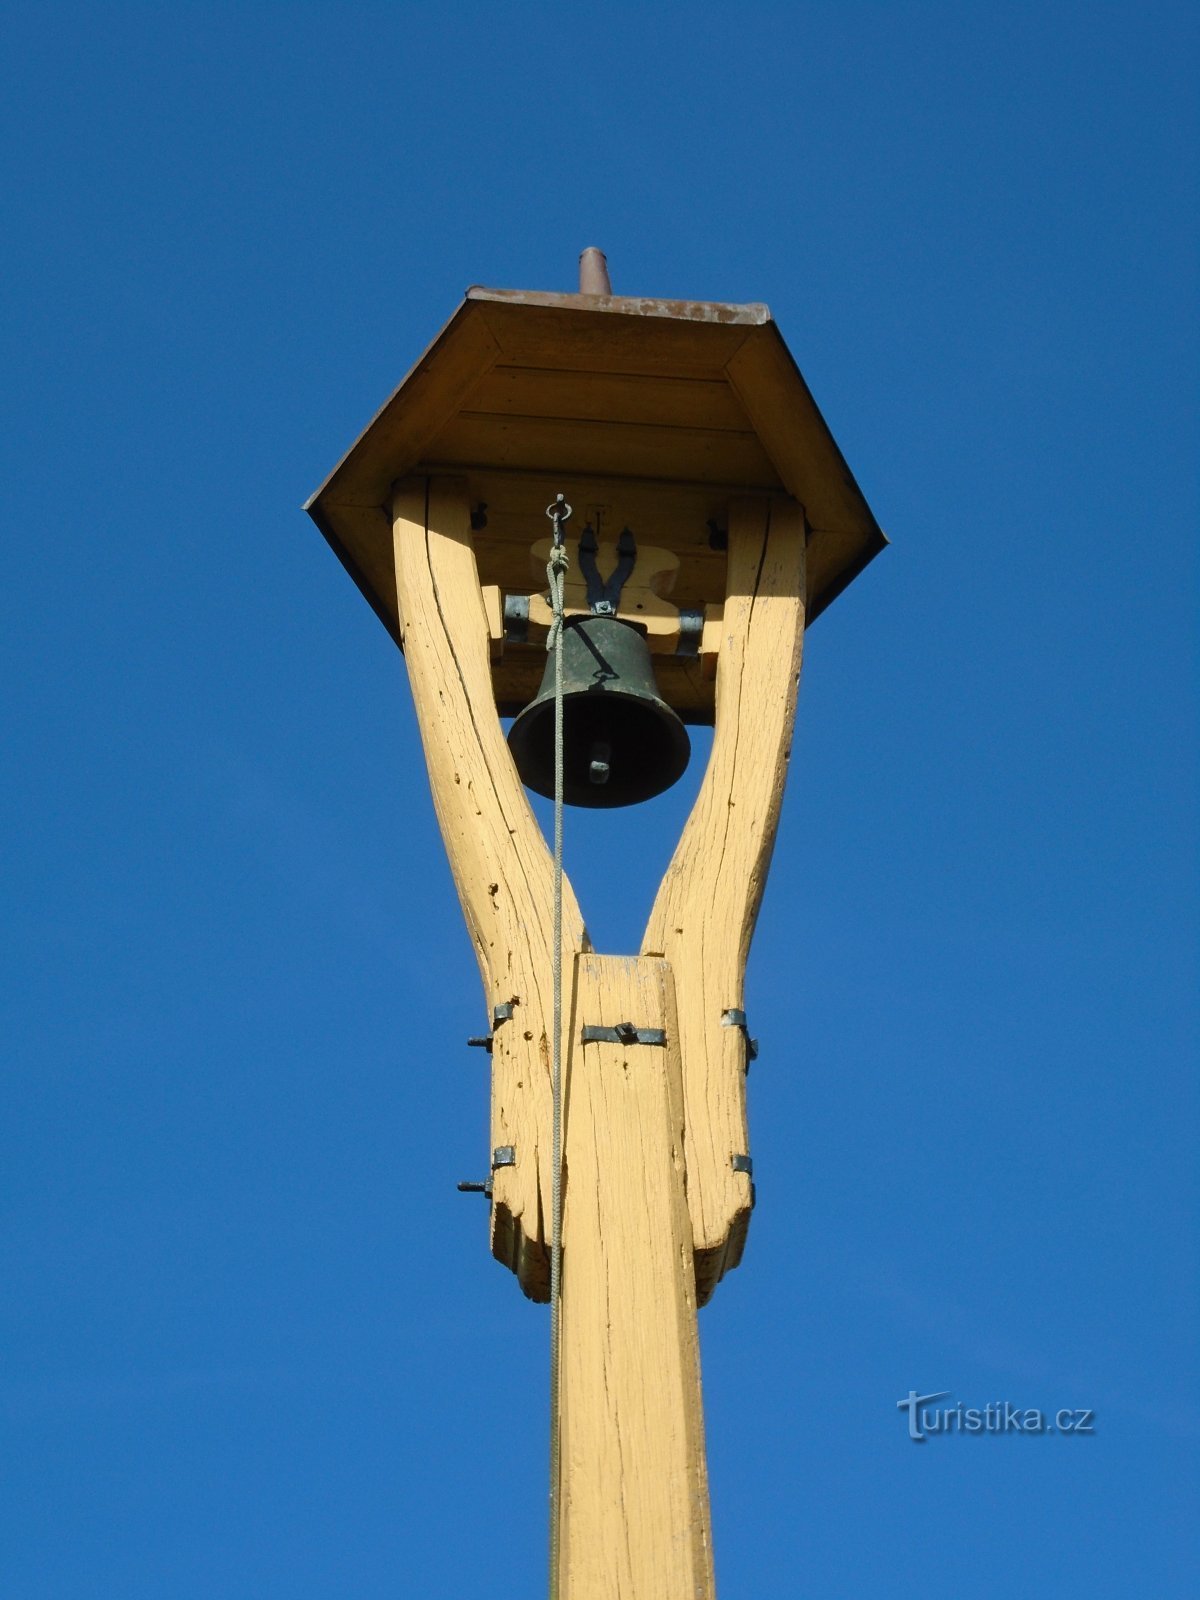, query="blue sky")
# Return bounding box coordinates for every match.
[2,3,1196,1595]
